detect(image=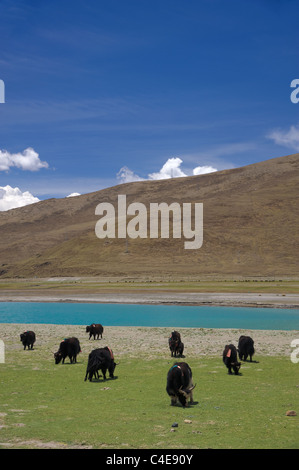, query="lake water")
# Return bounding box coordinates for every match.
[0,302,298,330]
